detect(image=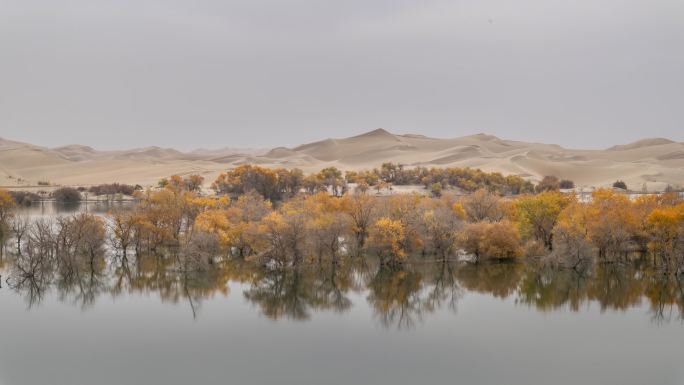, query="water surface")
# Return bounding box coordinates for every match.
[1,205,683,385]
